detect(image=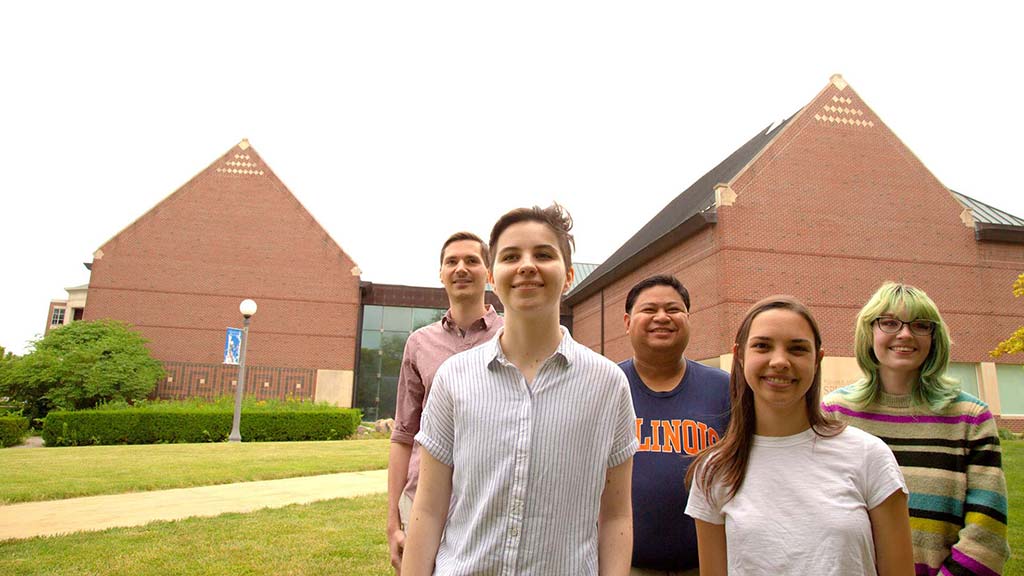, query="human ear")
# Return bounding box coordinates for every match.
[562,265,575,293]
[623,313,631,334]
